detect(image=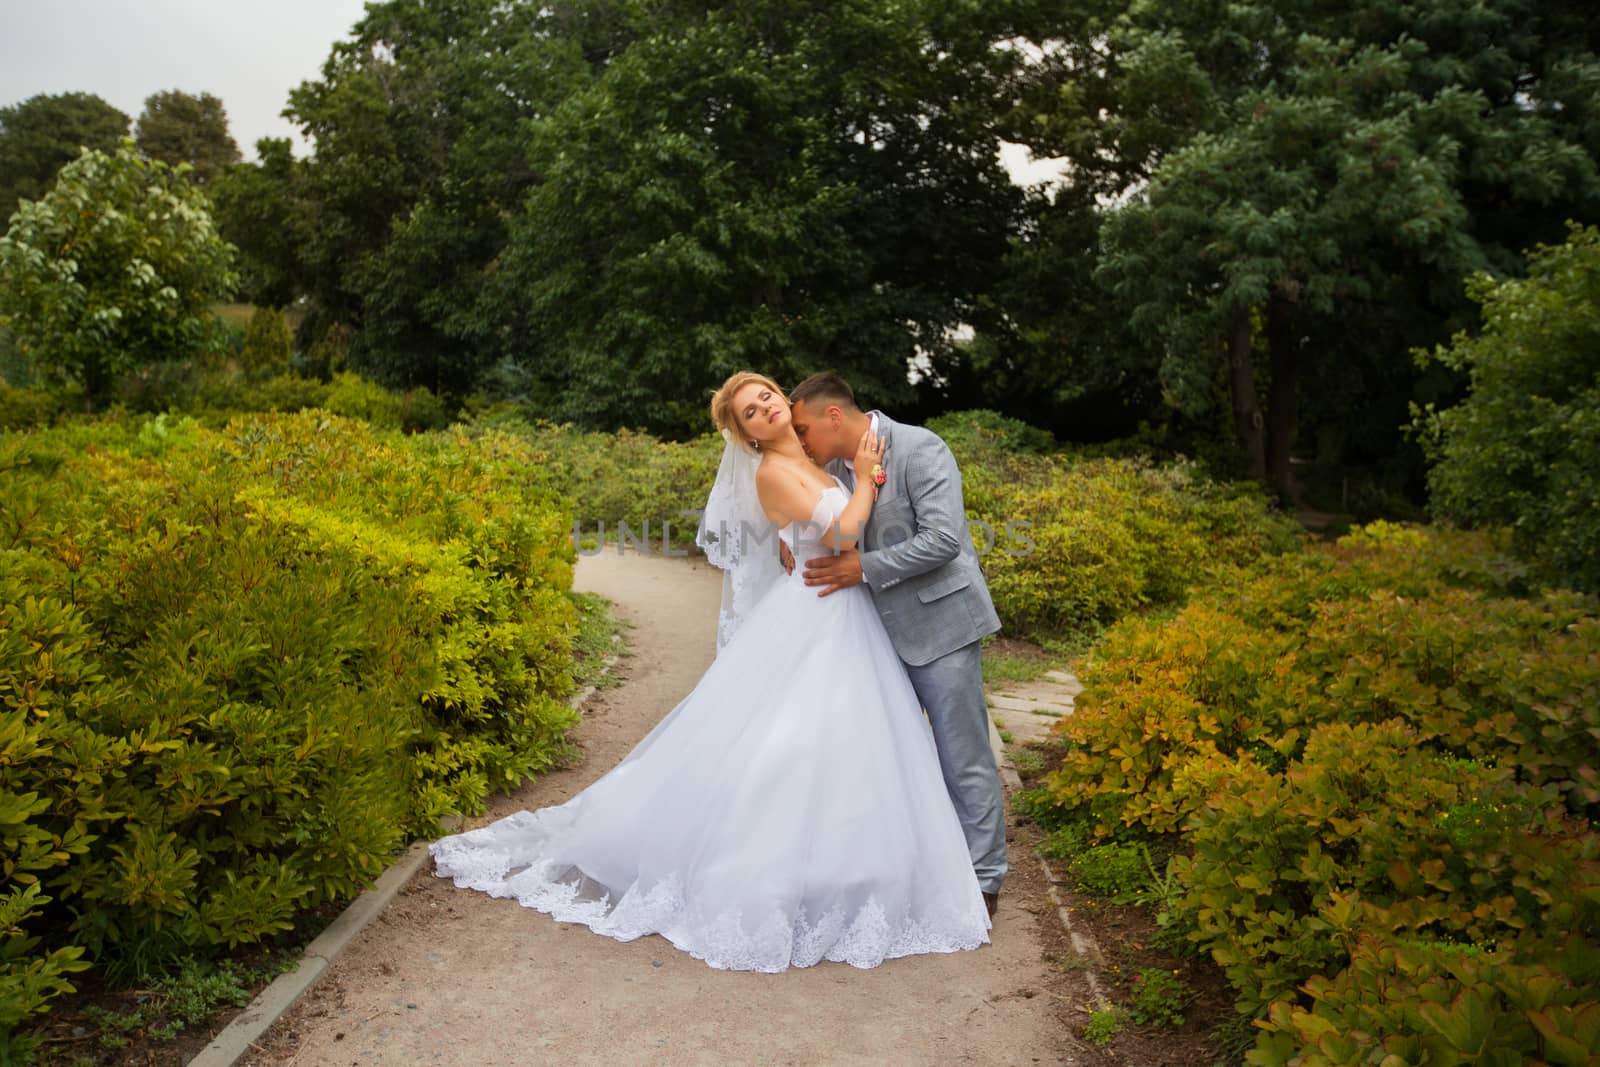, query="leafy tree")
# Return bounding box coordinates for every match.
[0,92,130,218]
[0,140,238,407]
[220,0,1019,429]
[134,89,242,183]
[489,0,1021,434]
[1414,223,1600,593]
[209,137,304,307]
[1005,0,1600,499]
[945,183,1165,444]
[260,0,607,396]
